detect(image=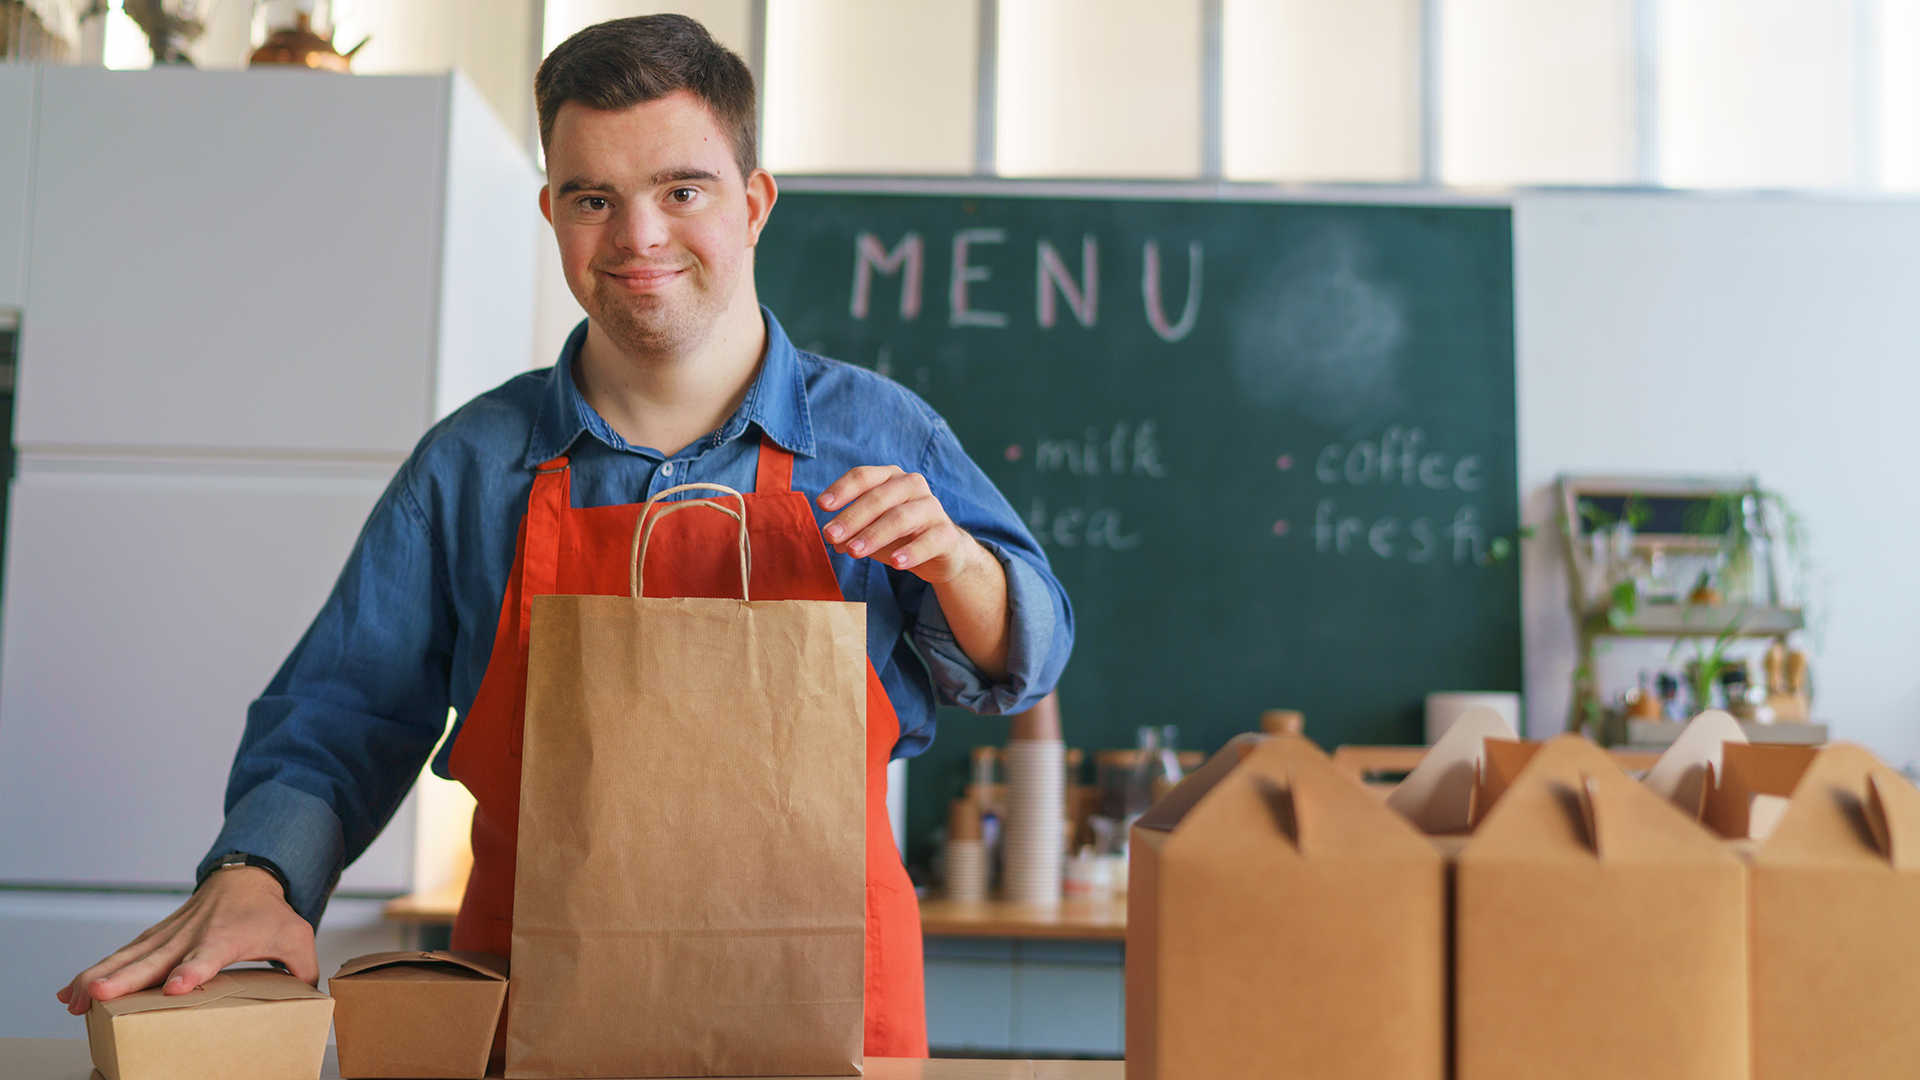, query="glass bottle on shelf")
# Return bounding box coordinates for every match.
[968,746,1001,892]
[1125,726,1160,818]
[1154,725,1185,800]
